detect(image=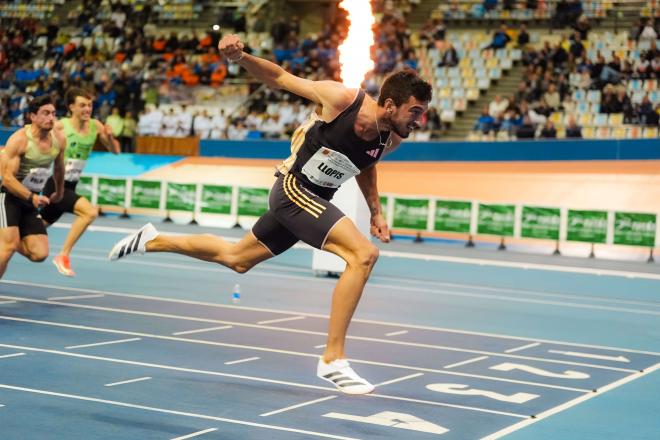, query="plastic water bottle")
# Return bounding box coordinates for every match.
[232,283,241,304]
